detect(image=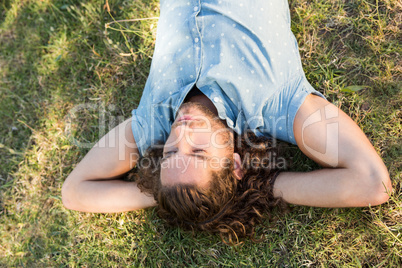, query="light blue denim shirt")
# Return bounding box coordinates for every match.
[131,0,325,157]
